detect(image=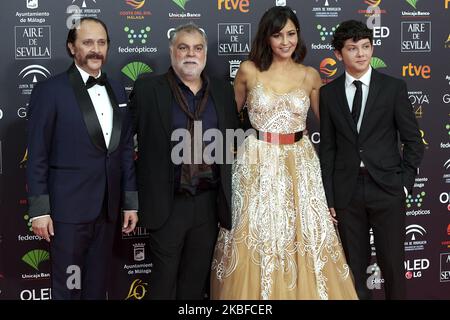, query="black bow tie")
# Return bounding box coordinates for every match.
[85,73,107,89]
